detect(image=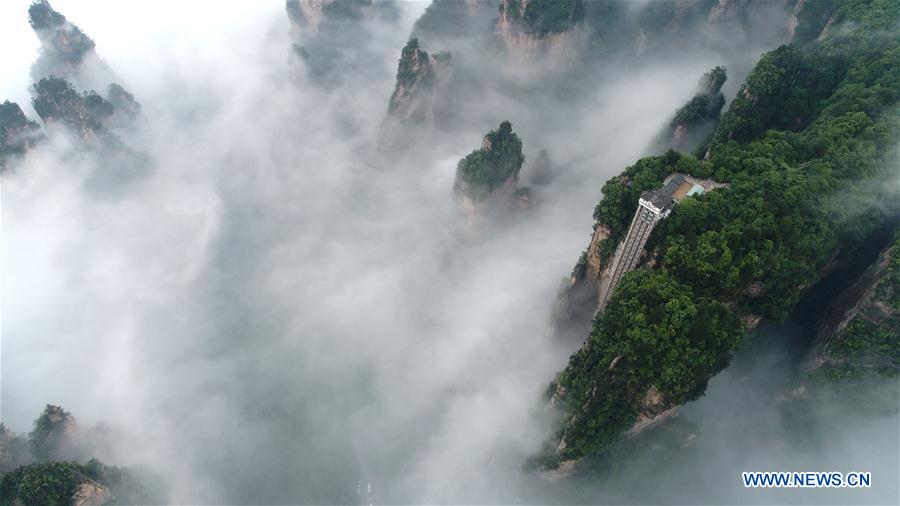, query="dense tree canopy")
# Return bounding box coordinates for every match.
[454,120,525,201]
[547,0,900,466]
